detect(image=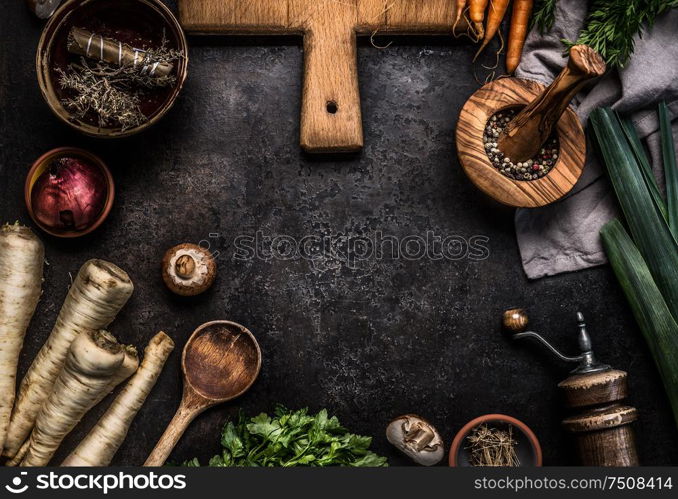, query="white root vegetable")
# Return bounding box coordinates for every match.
[4,259,133,458]
[95,345,139,406]
[5,346,137,467]
[62,332,175,466]
[0,224,44,453]
[21,329,125,466]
